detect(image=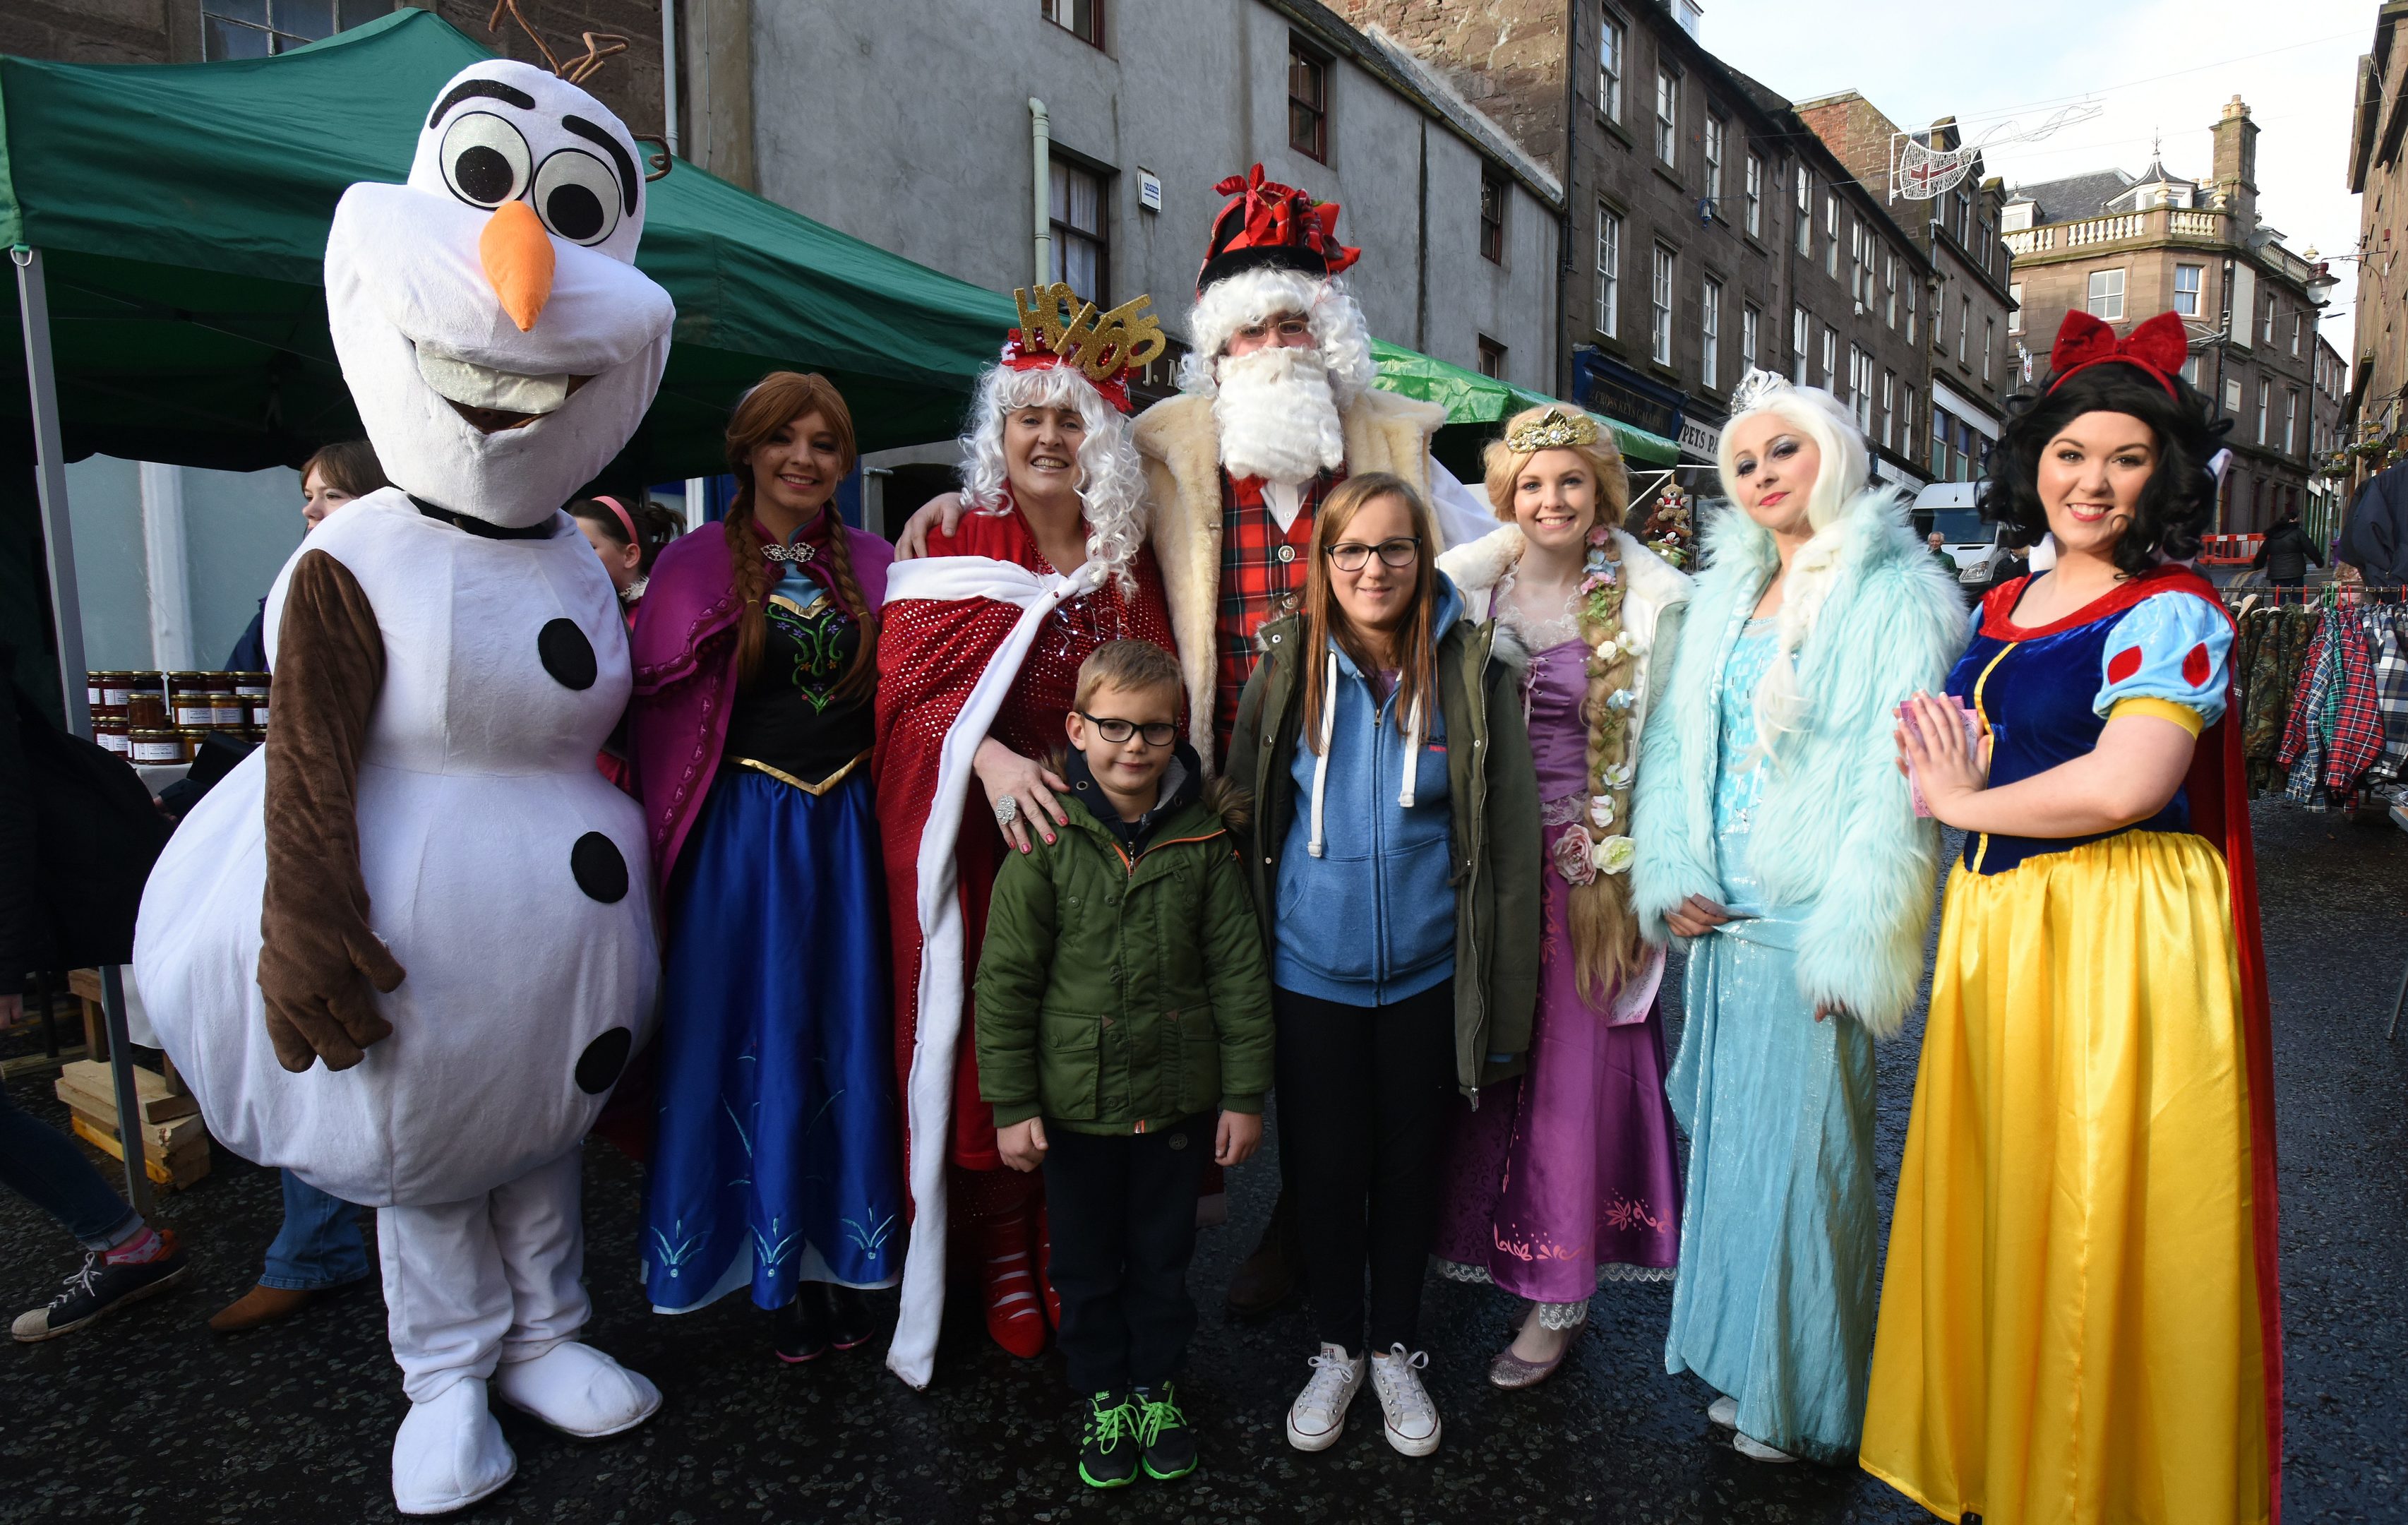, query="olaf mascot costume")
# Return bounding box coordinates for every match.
[136,60,671,1516]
